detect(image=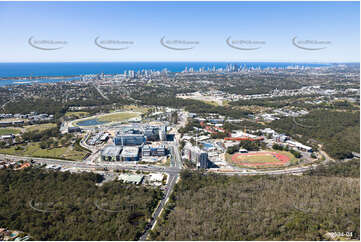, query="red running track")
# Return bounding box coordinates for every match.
[231,152,290,167]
